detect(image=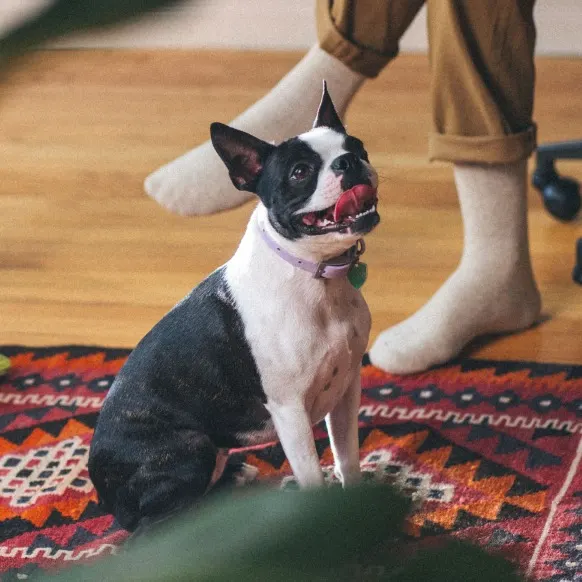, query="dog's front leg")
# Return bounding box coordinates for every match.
[325,372,362,487]
[268,402,324,488]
